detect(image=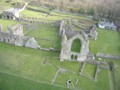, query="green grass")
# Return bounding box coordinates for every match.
[21,10,47,19]
[24,24,61,49]
[0,19,18,31]
[90,28,120,54]
[106,60,120,90]
[27,5,51,13]
[0,42,110,90]
[0,1,13,11]
[21,10,65,21]
[0,72,70,90]
[21,5,93,22]
[83,63,96,78]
